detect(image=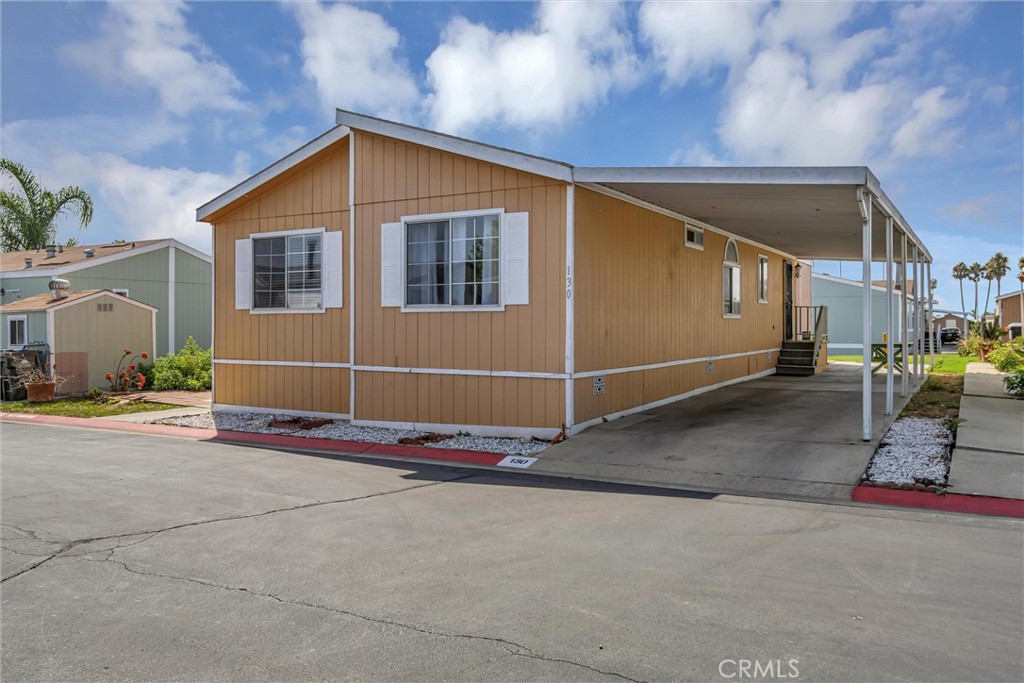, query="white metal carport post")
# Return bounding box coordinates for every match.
[885,216,894,415]
[912,245,920,383]
[901,233,909,397]
[927,260,935,371]
[860,190,873,441]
